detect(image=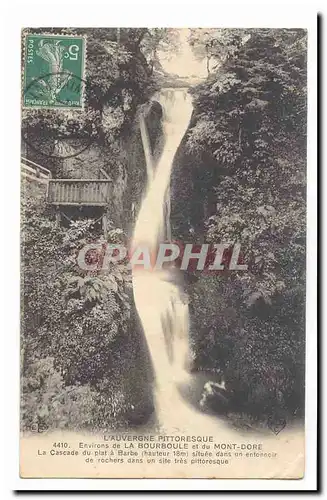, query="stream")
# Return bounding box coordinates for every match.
[131,89,234,434]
